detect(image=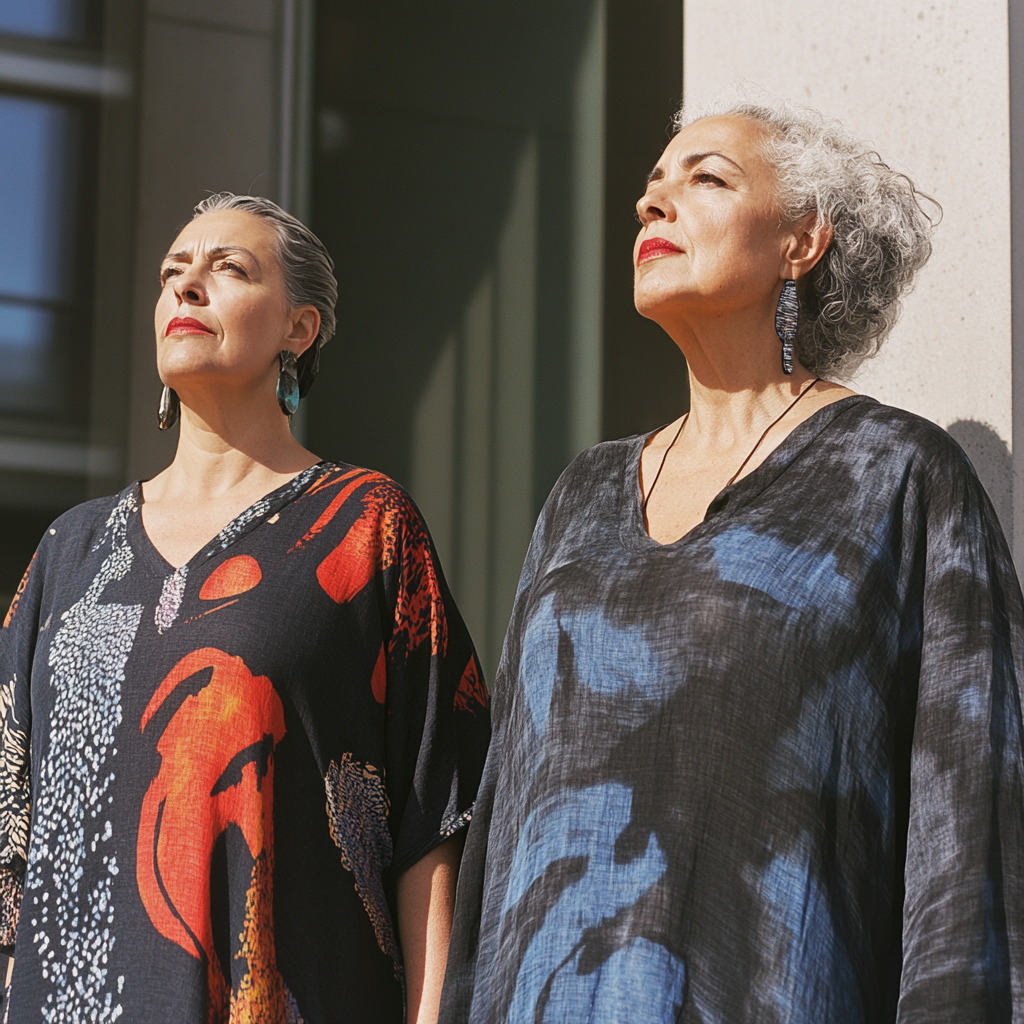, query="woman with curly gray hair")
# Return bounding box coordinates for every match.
[439,95,1024,1024]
